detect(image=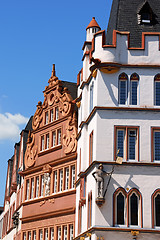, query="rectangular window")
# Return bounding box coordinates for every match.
[35,176,39,198]
[52,131,56,147]
[130,81,138,105]
[46,133,50,149]
[155,81,160,106]
[57,227,61,240]
[40,175,44,196]
[90,83,94,113]
[128,130,136,160]
[31,178,34,199]
[119,80,127,104]
[89,131,93,165]
[69,225,73,240]
[23,232,26,240]
[55,107,59,120]
[50,109,54,122]
[33,231,36,240]
[63,226,67,240]
[28,232,31,240]
[50,228,54,240]
[45,229,48,240]
[39,230,43,240]
[115,126,139,161]
[59,170,63,192]
[65,168,69,190]
[57,129,61,145]
[88,193,92,228]
[53,171,57,193]
[41,136,45,151]
[26,179,29,200]
[71,166,75,189]
[117,130,124,158]
[152,128,160,161]
[45,112,49,124]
